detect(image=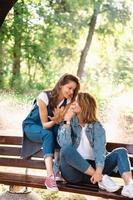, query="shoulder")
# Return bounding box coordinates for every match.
[37,91,49,106]
[93,121,105,135]
[86,121,105,132]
